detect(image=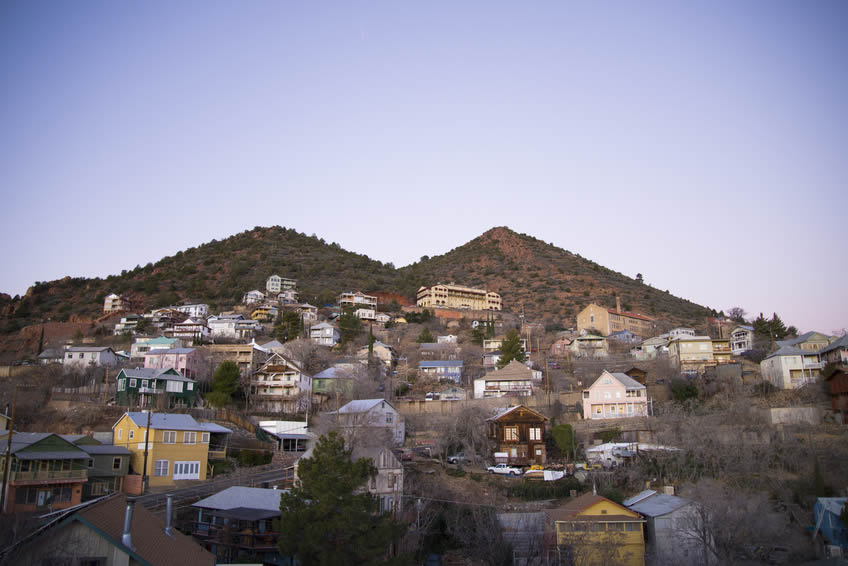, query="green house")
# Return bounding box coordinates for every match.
[116,368,199,409]
[62,435,131,500]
